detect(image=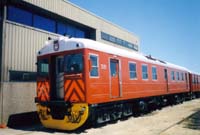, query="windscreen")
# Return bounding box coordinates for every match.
[64,53,83,74]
